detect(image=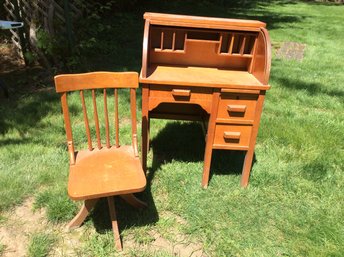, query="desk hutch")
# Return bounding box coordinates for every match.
[139,12,271,187]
